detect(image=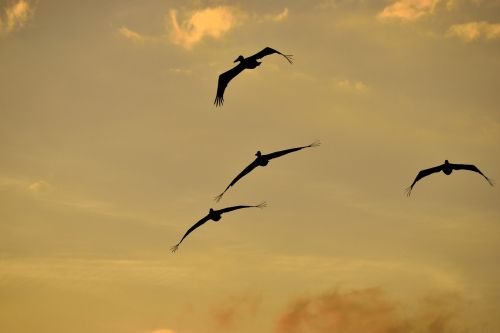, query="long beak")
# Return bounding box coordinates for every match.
[233,58,239,63]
